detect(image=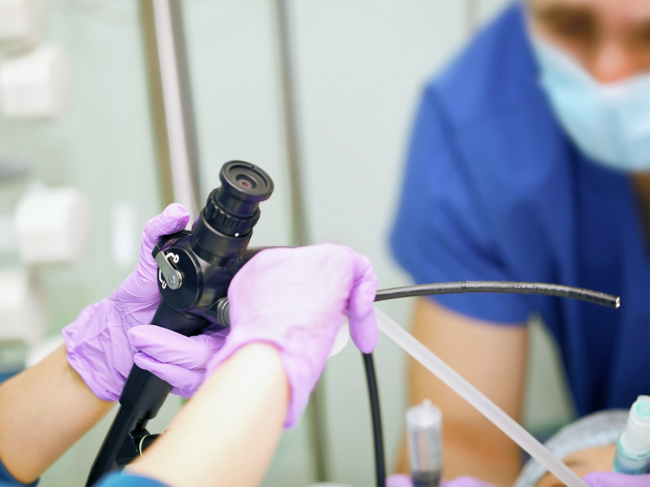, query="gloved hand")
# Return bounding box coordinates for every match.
[387,474,497,487]
[63,204,190,401]
[203,243,379,427]
[128,325,227,397]
[583,472,650,486]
